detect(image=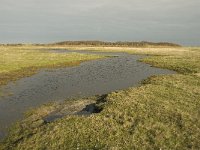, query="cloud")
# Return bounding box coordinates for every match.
[0,0,199,45]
